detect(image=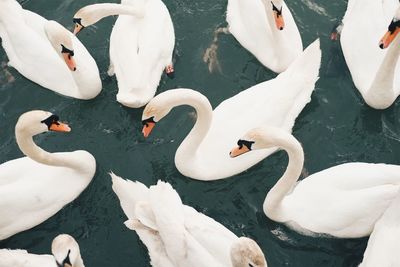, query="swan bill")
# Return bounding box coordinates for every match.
[230,145,250,158]
[272,3,284,30]
[50,122,71,133]
[379,20,400,49]
[62,53,77,71]
[142,117,156,138]
[73,18,84,35]
[165,64,175,78]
